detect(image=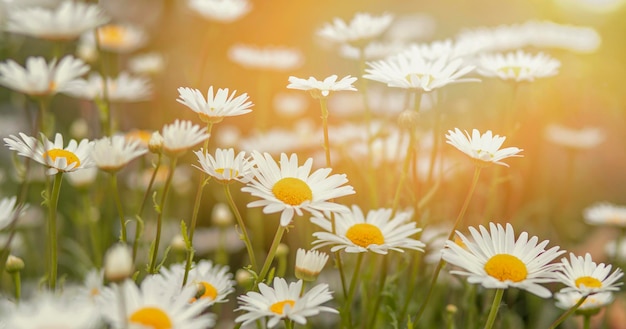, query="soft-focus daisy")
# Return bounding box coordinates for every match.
[287,75,358,99]
[311,205,425,254]
[187,0,252,23]
[177,86,253,123]
[90,135,148,173]
[273,92,309,117]
[555,253,623,296]
[241,152,355,227]
[363,53,478,92]
[80,23,148,53]
[4,292,101,329]
[161,120,210,157]
[193,148,253,183]
[0,196,21,231]
[65,166,98,188]
[295,248,329,281]
[545,124,604,149]
[235,277,337,328]
[317,12,393,47]
[228,44,303,71]
[128,52,165,76]
[555,291,615,312]
[445,128,523,167]
[524,21,601,53]
[339,41,405,61]
[238,128,306,155]
[442,222,565,298]
[4,132,93,175]
[156,260,235,306]
[97,277,214,329]
[103,243,133,282]
[584,202,626,227]
[385,13,436,42]
[6,0,109,40]
[477,50,561,82]
[65,72,152,102]
[0,56,89,96]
